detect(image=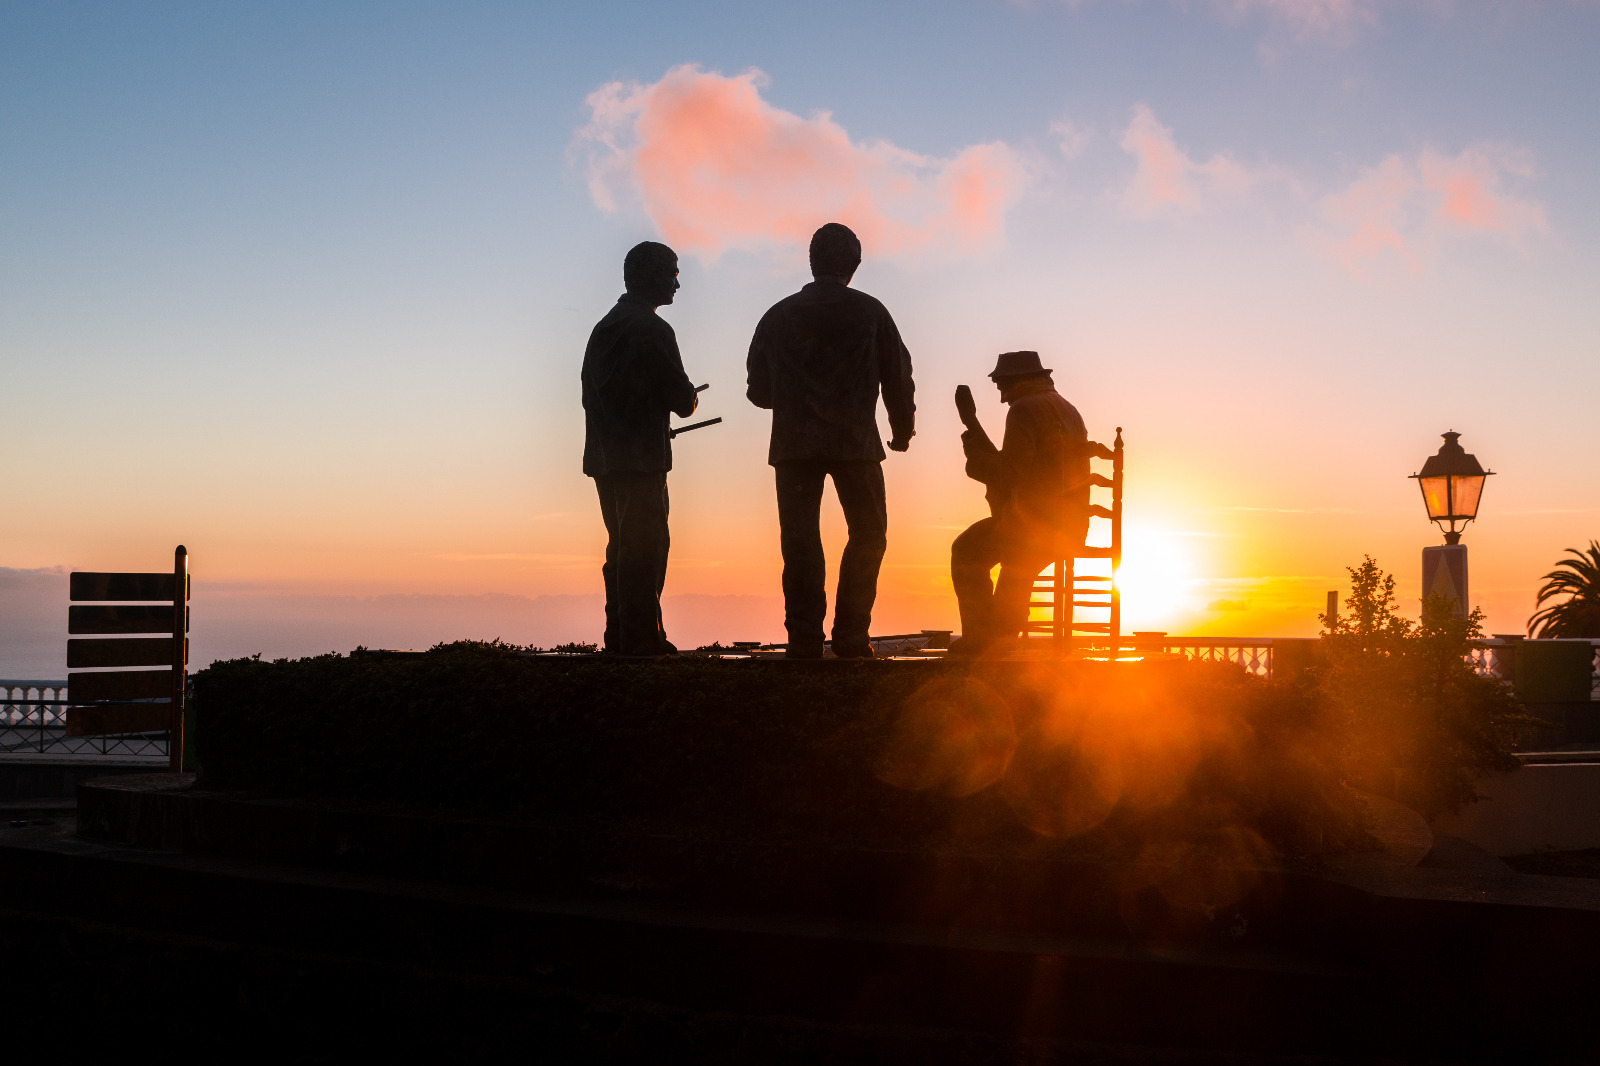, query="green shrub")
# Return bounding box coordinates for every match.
[1317,557,1537,817]
[192,644,1365,864]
